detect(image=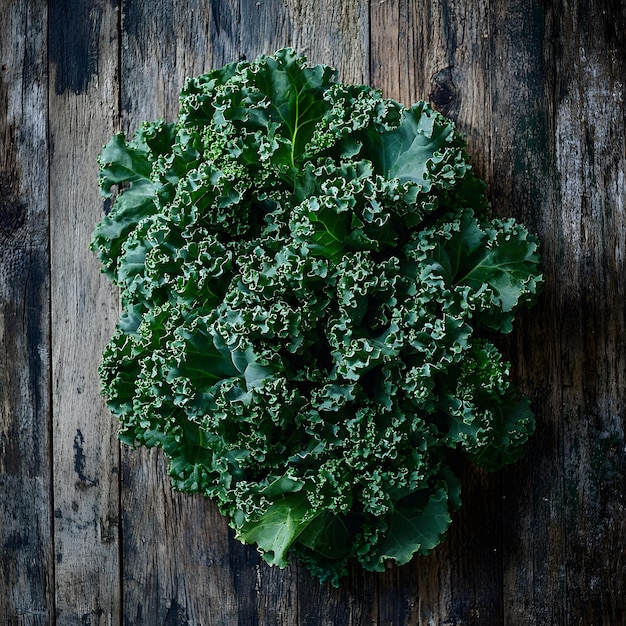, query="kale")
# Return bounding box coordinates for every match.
[92,48,542,585]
